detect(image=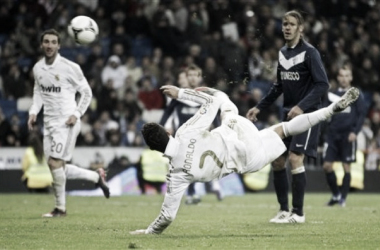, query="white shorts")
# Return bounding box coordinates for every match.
[43,119,81,161]
[221,112,286,173]
[242,127,286,174]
